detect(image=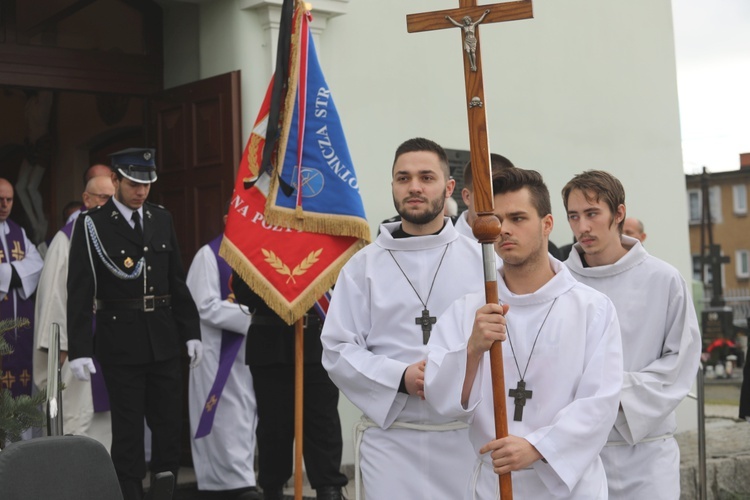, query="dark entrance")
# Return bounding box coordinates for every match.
[0,0,243,467]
